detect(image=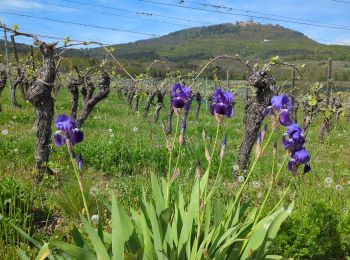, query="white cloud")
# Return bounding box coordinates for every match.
[0,0,45,10]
